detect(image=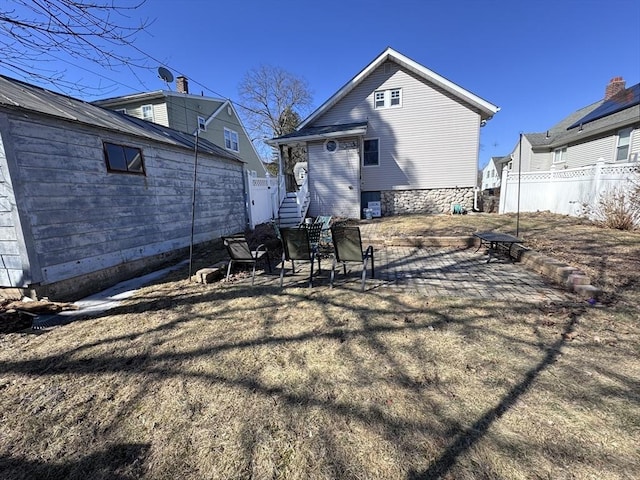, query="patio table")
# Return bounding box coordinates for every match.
[473,231,523,263]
